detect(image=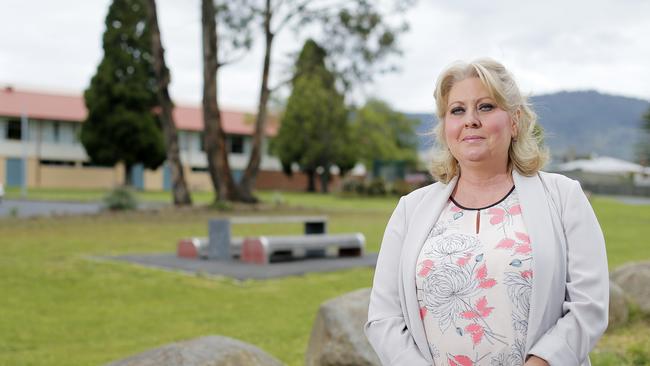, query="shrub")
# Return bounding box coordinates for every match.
[390,180,414,196]
[341,179,365,195]
[103,186,138,211]
[366,178,387,196]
